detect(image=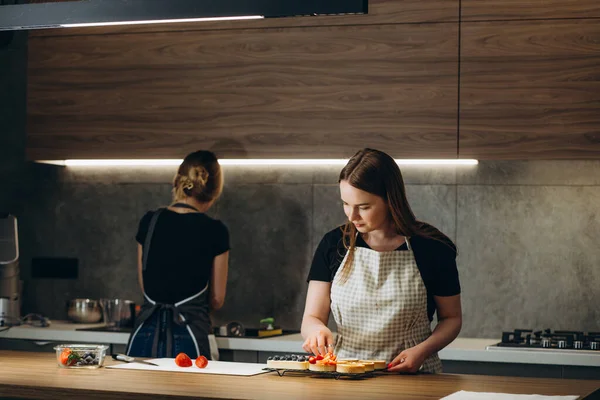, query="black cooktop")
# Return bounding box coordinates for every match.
[213,328,300,339]
[75,326,300,339]
[498,329,600,351]
[75,326,132,333]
